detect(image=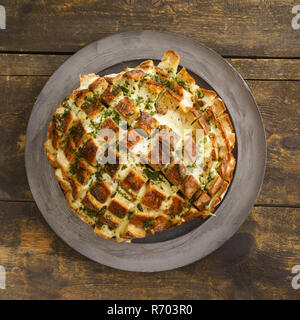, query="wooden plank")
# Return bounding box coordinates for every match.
[0,76,299,205]
[0,76,48,201]
[228,58,300,81]
[248,80,300,206]
[1,54,300,80]
[0,202,299,299]
[0,0,299,57]
[0,54,69,76]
